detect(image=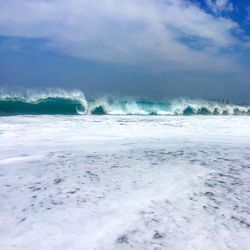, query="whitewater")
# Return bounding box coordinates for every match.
[0,90,250,249]
[0,113,250,250]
